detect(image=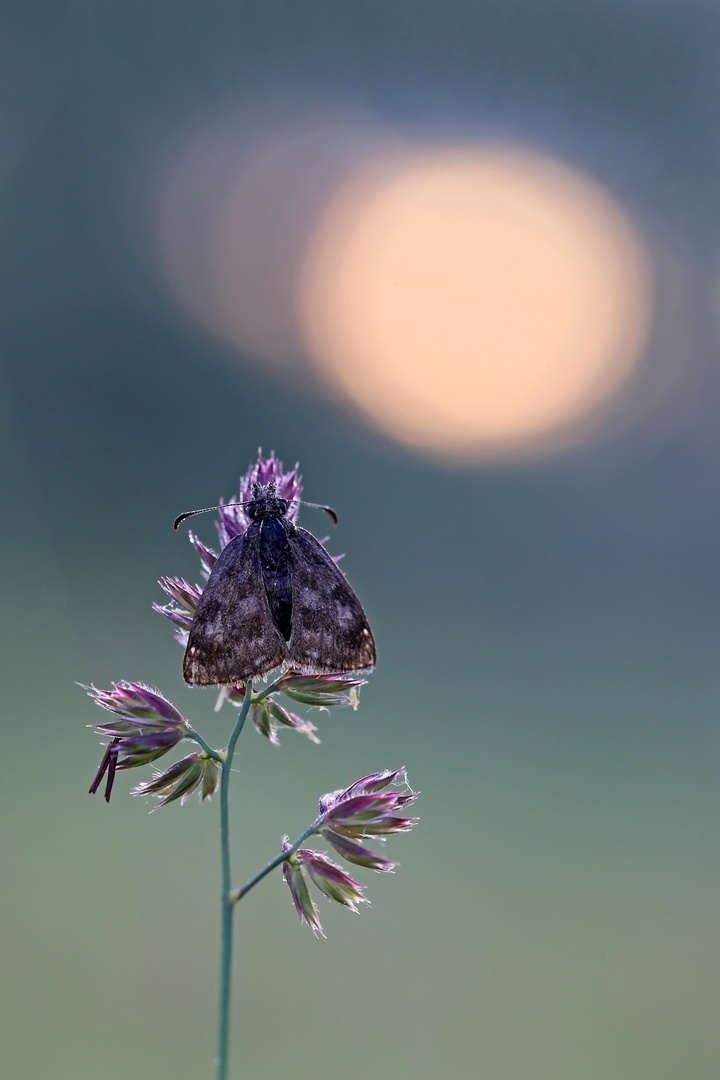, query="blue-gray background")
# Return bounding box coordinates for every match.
[2,2,720,1078]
